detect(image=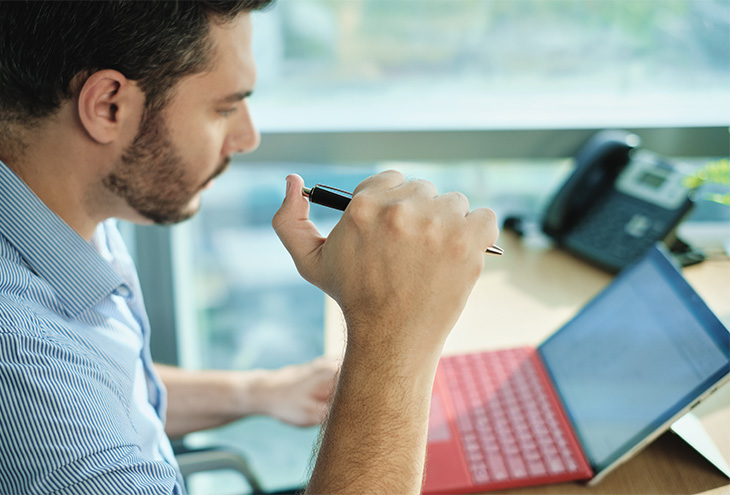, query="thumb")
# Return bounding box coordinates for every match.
[272,174,326,283]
